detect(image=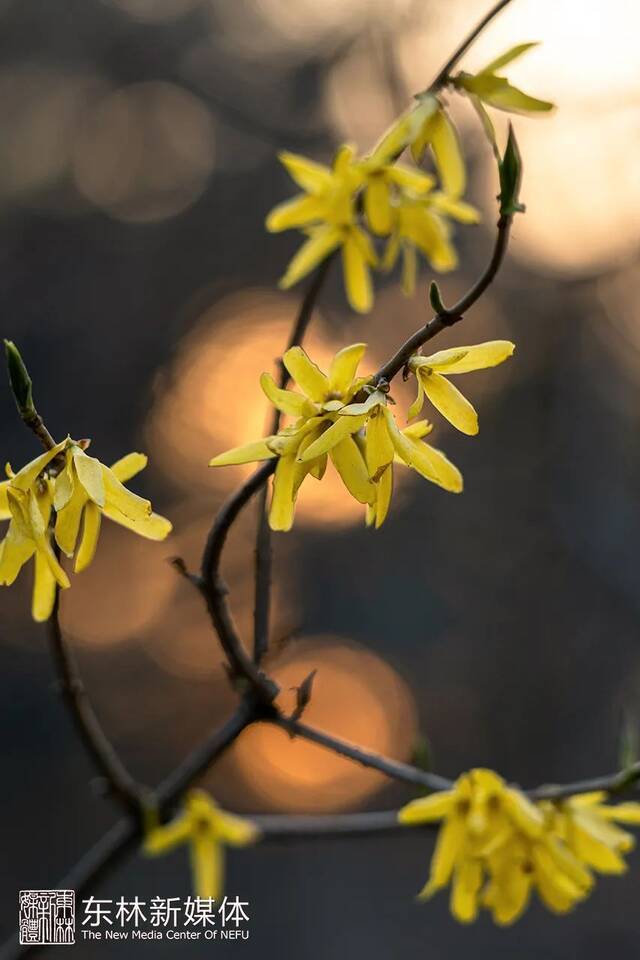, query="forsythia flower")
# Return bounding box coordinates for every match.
[145,790,259,899]
[0,438,171,621]
[398,769,640,926]
[373,95,466,199]
[407,341,515,435]
[299,387,462,528]
[382,192,479,295]
[53,443,172,572]
[266,147,376,313]
[0,440,70,621]
[209,344,462,531]
[453,43,554,118]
